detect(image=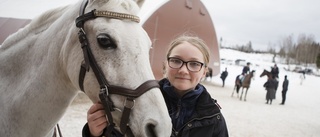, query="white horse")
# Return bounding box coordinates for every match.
[0,0,172,136]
